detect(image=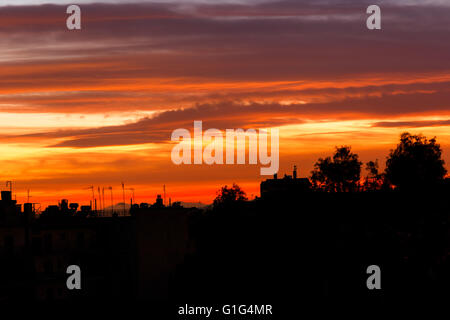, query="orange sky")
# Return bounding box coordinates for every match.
[1,1,450,208]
